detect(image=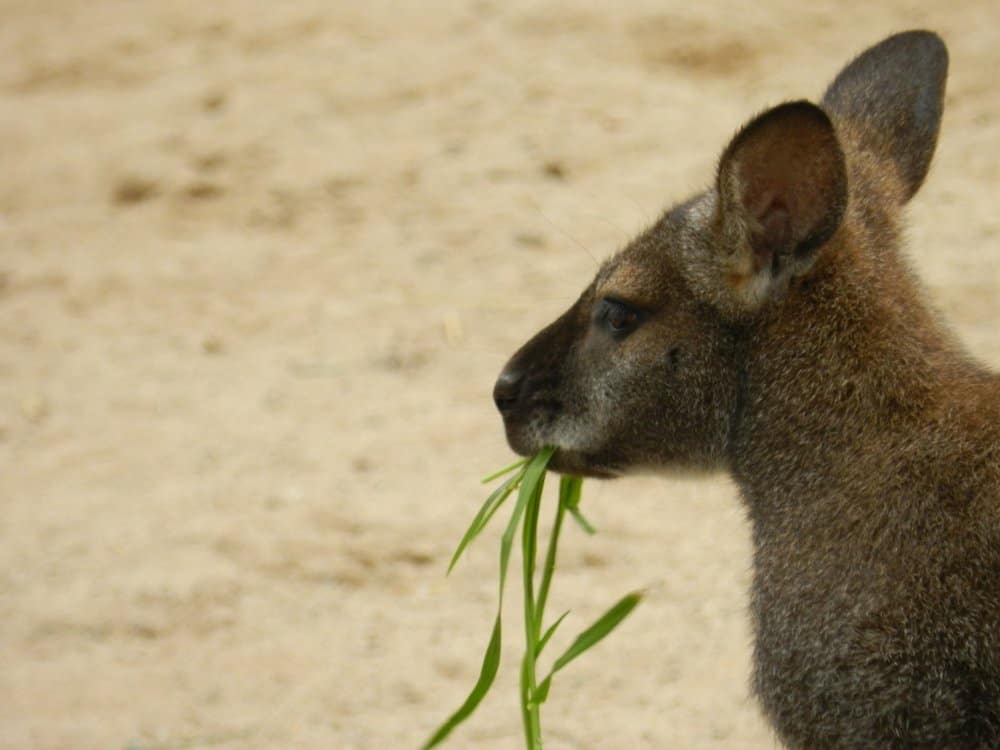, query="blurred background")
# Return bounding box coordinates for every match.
[1,1,997,748]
